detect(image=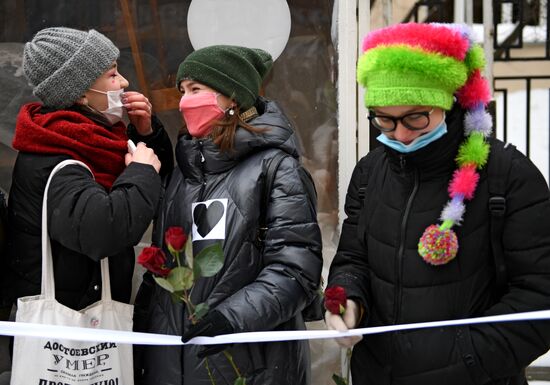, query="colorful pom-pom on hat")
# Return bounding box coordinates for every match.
[357,23,493,266]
